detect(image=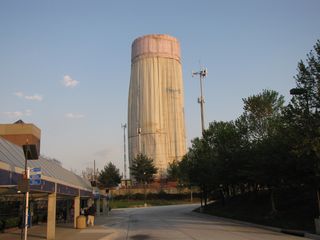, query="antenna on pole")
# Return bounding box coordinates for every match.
[192,67,207,135]
[94,159,96,181]
[121,123,127,180]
